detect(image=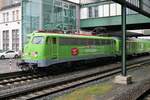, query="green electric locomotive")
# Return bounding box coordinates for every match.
[18,31,150,70]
